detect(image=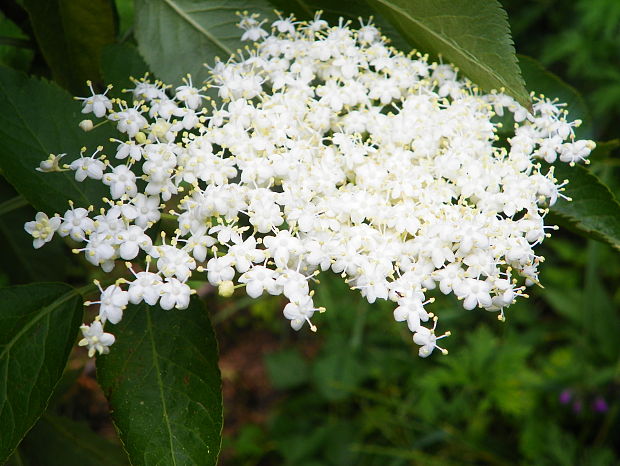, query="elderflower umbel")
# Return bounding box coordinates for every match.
[26,12,595,358]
